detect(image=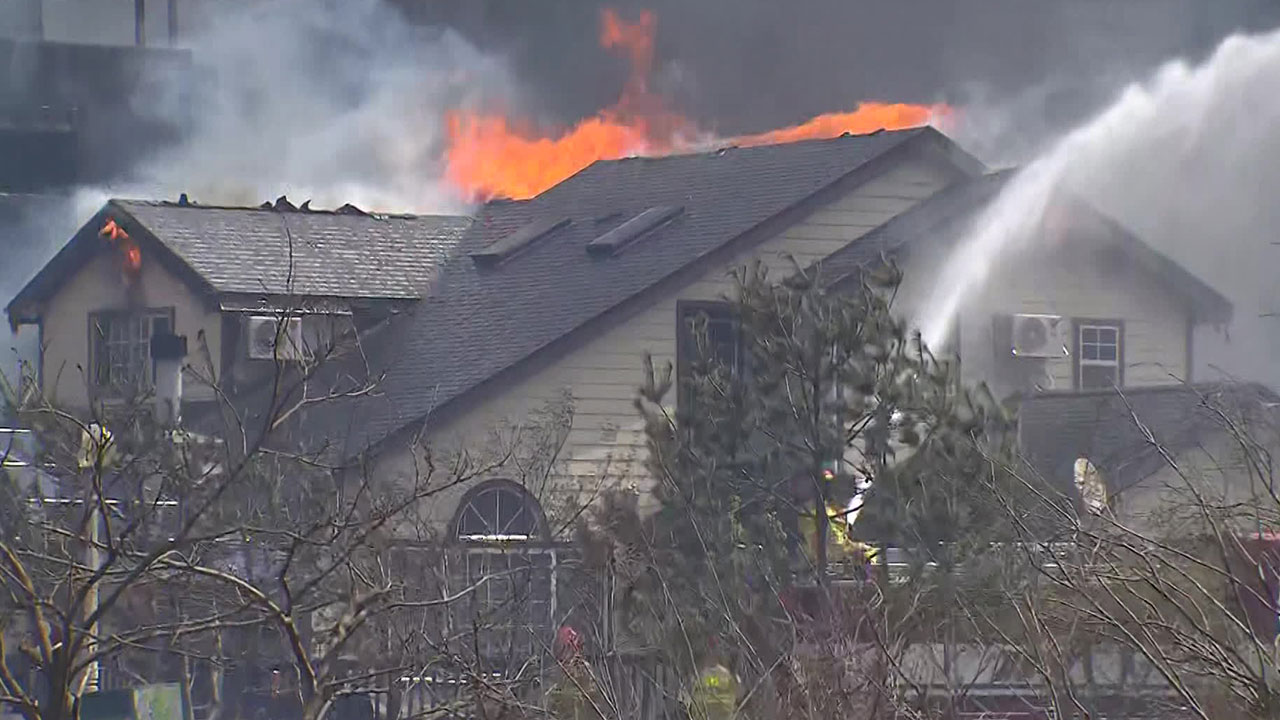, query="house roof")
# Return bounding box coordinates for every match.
[116,200,470,298]
[818,168,1014,280]
[315,127,983,459]
[818,169,1233,324]
[5,199,471,324]
[1017,383,1280,498]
